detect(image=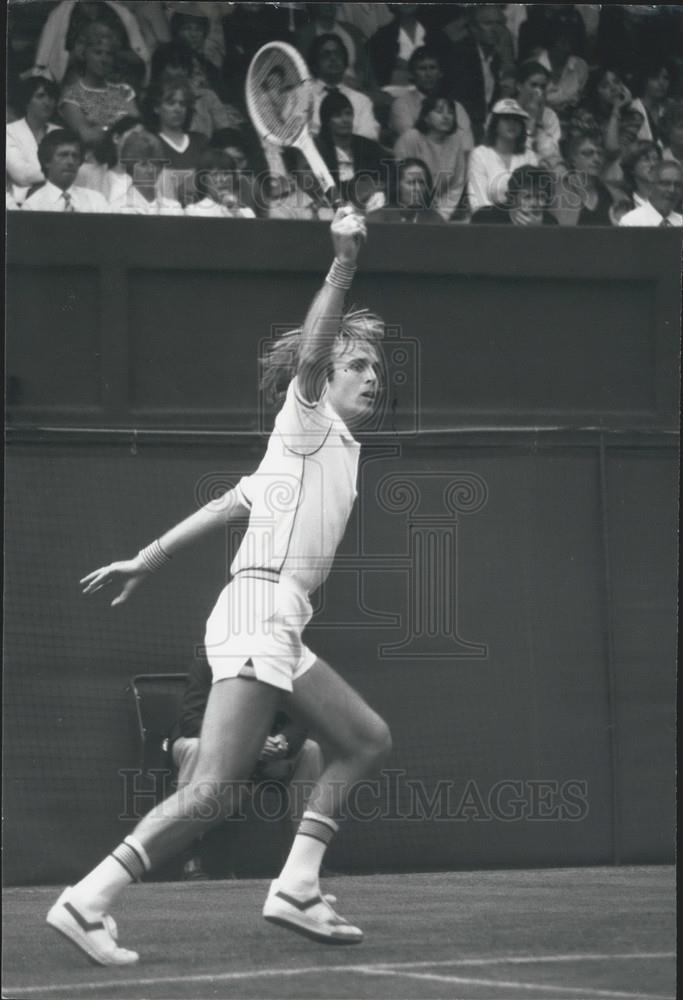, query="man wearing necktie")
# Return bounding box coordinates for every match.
[619,161,683,227]
[22,129,109,213]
